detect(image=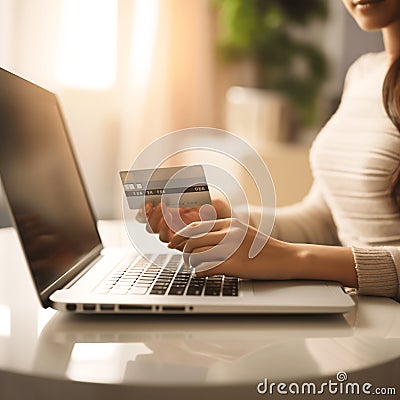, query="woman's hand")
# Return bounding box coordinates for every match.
[167,218,358,288]
[168,218,299,279]
[136,198,231,245]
